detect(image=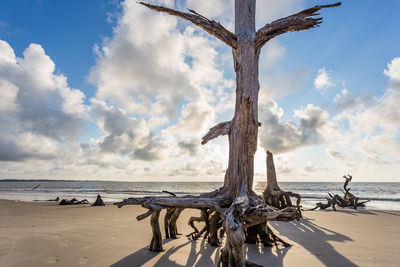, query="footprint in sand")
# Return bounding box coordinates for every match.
[80,256,89,264]
[46,256,58,264]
